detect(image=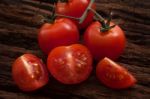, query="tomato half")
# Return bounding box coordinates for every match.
[83,21,126,60]
[55,0,96,29]
[38,18,79,54]
[12,54,49,91]
[47,44,93,84]
[96,57,136,89]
